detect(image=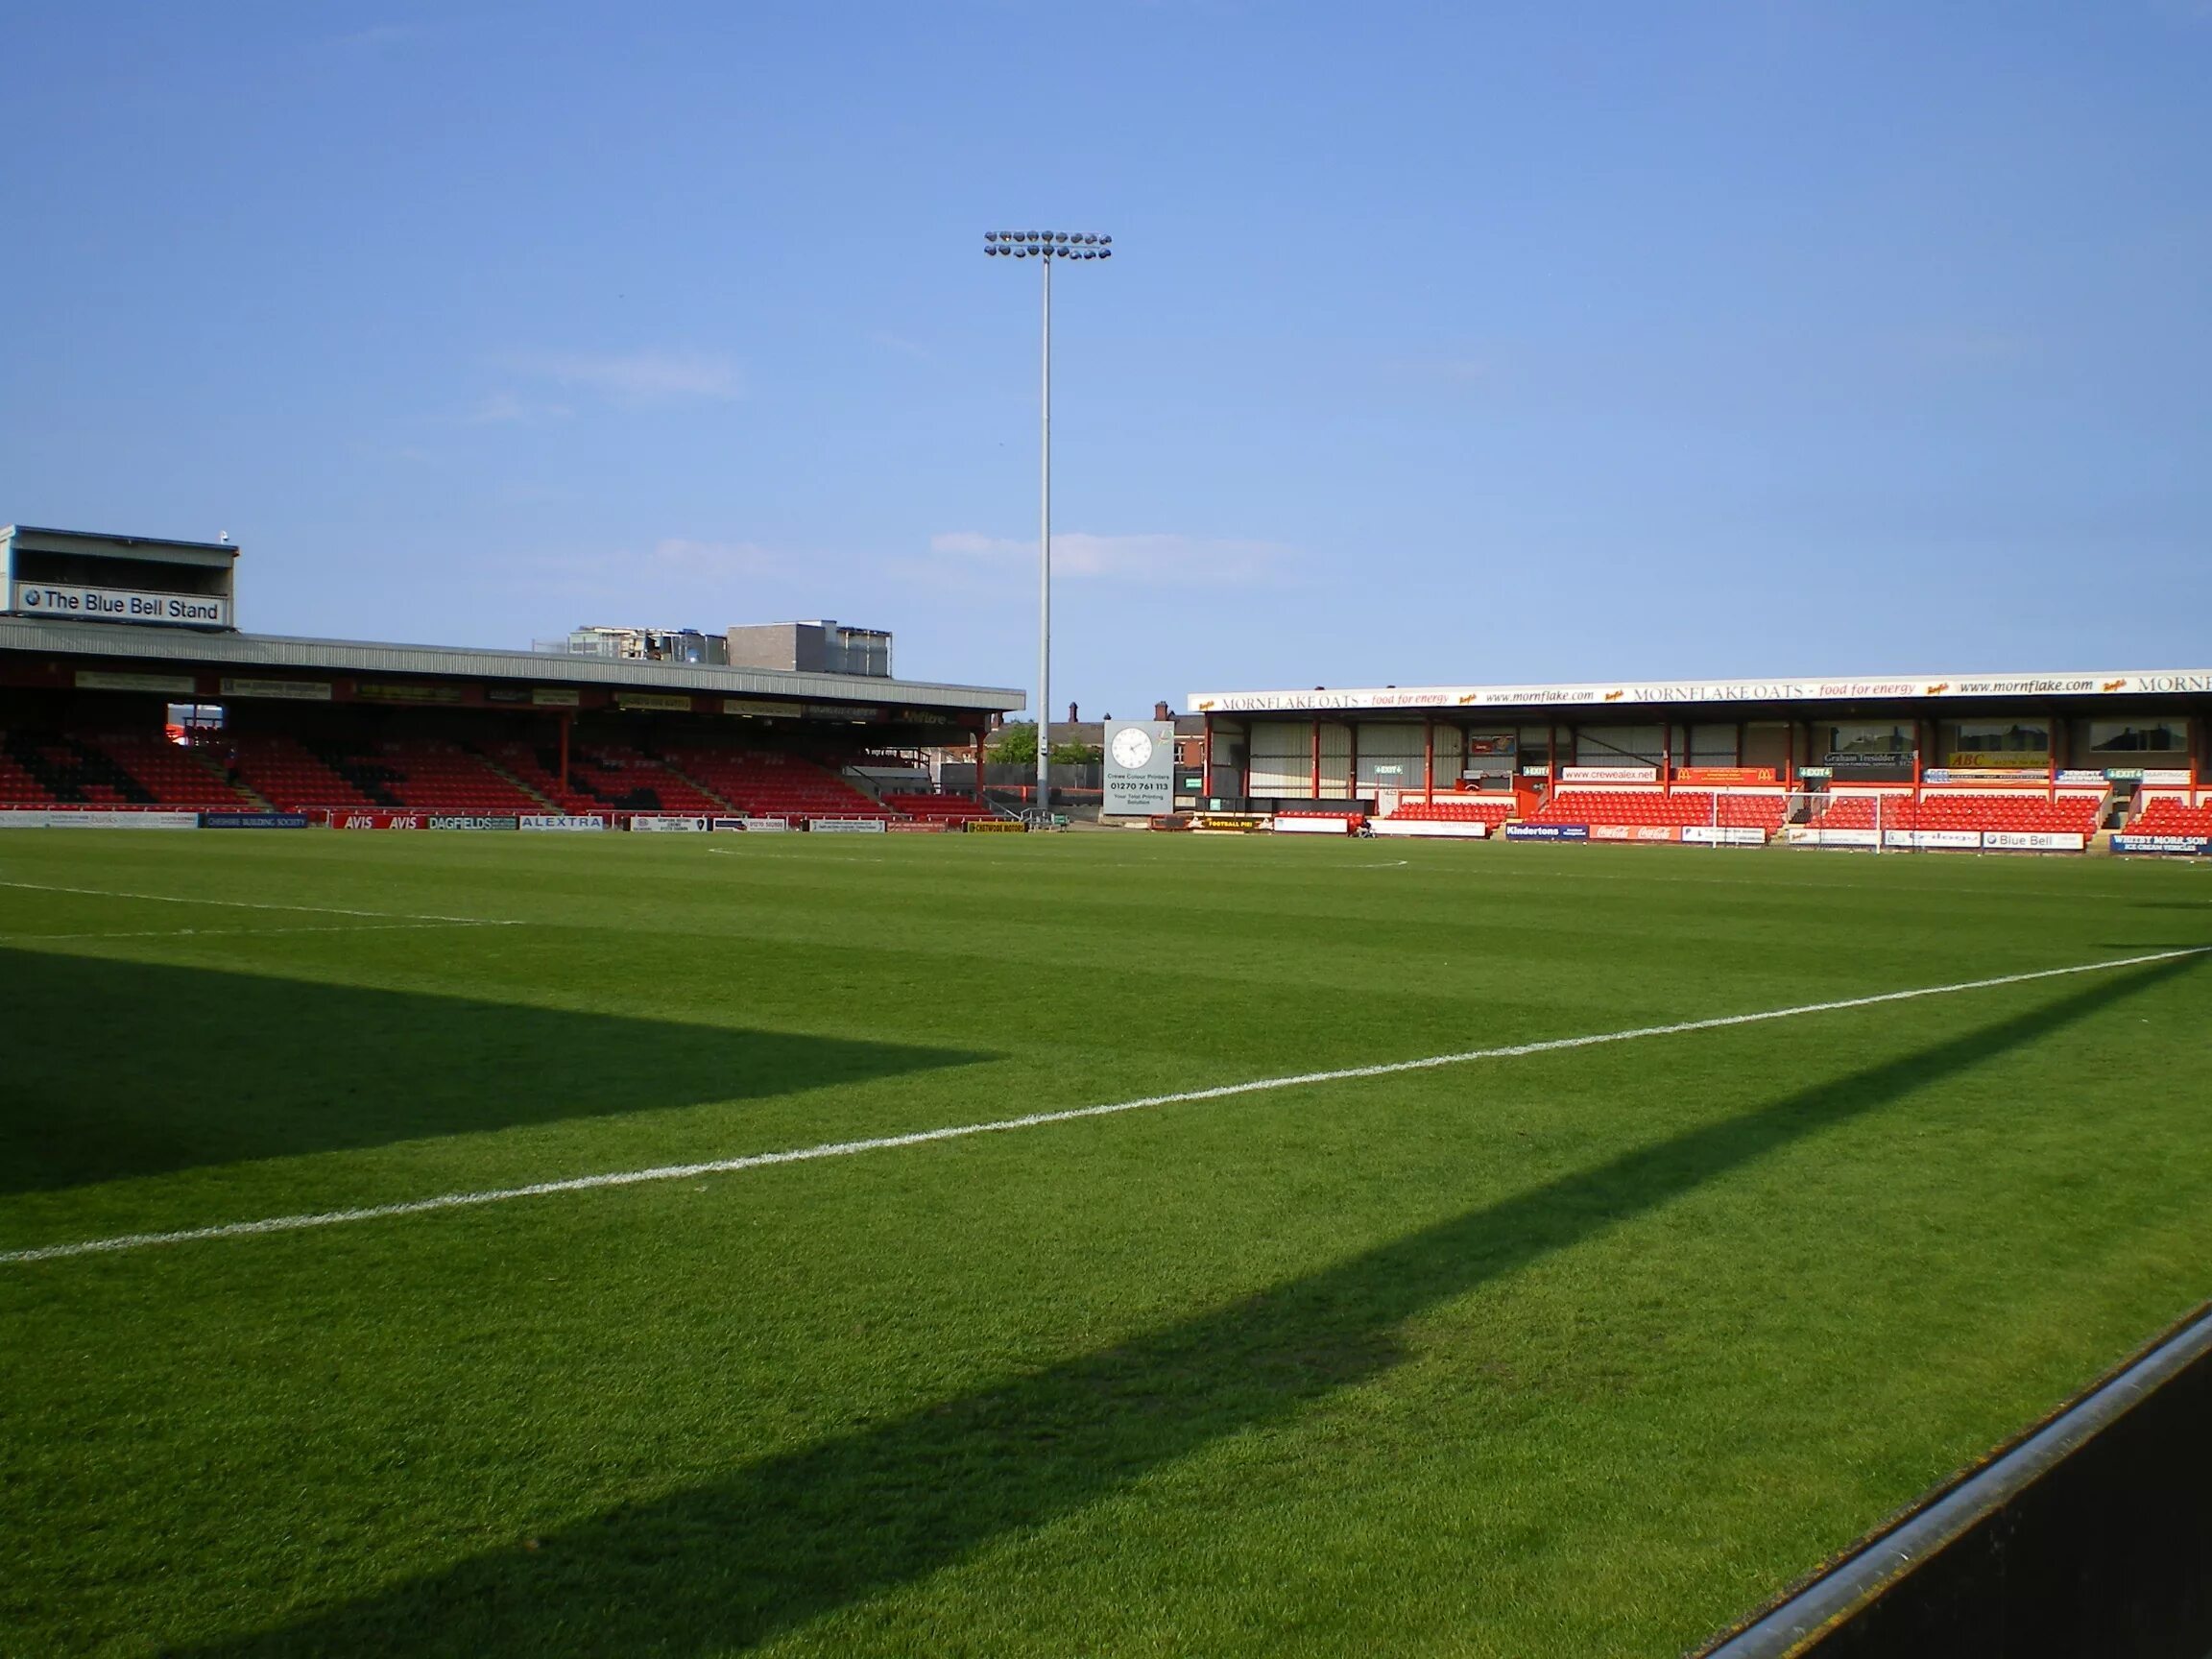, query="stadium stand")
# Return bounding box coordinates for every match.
[1807,792,2103,835]
[880,790,995,824]
[101,733,255,806]
[228,735,370,809]
[232,735,544,815]
[0,729,252,808]
[489,741,721,816]
[1530,789,1789,830]
[1385,797,1515,826]
[657,747,900,824]
[2126,798,2212,837]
